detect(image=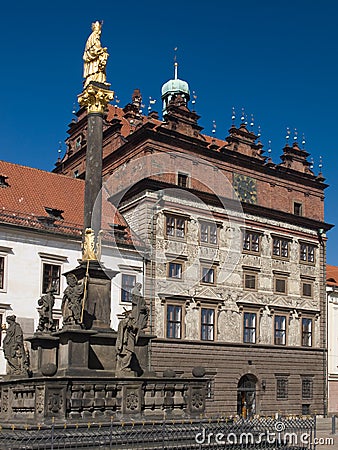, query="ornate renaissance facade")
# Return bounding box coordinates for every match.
[54,66,332,416]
